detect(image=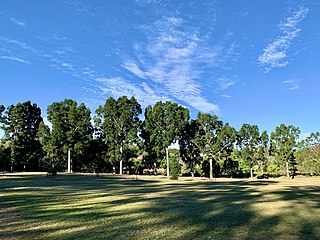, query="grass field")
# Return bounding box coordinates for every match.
[1,174,319,240]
